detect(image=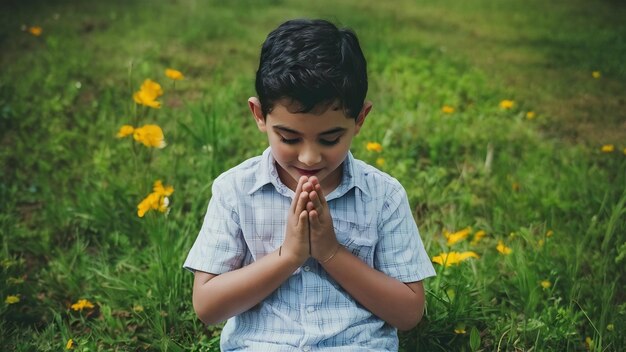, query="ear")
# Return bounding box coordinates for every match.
[354,101,372,135]
[248,97,267,132]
